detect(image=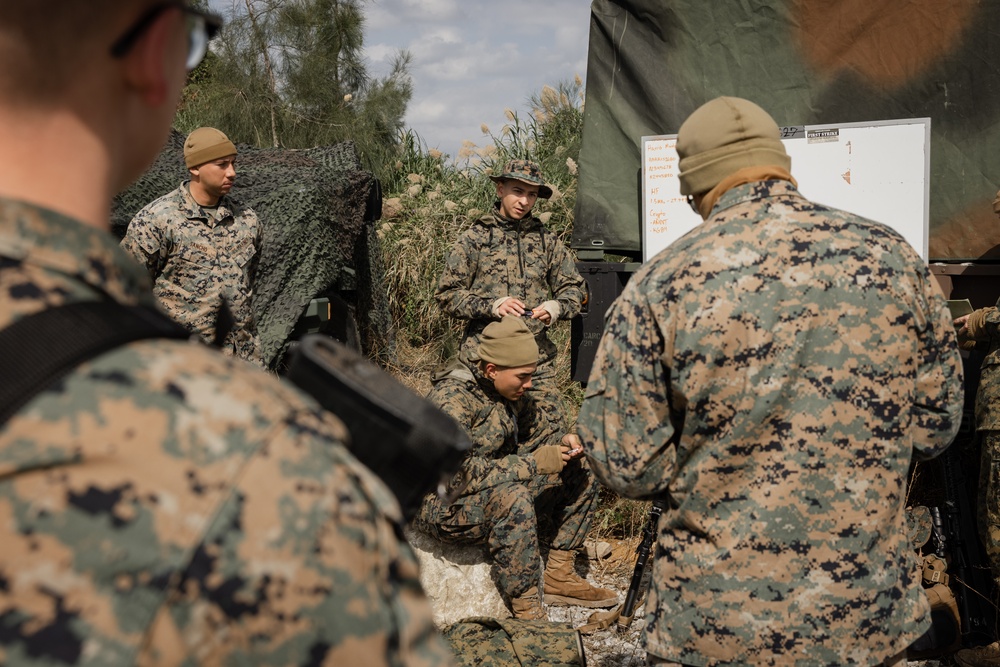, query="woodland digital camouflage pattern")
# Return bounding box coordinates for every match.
[435,207,585,425]
[0,198,454,666]
[120,182,263,364]
[578,180,965,665]
[572,0,1000,260]
[442,617,584,667]
[413,361,597,600]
